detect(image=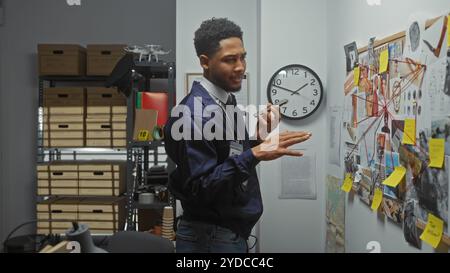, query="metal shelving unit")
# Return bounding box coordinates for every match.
[36,75,128,233]
[124,60,176,231]
[37,60,176,232]
[37,75,124,163]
